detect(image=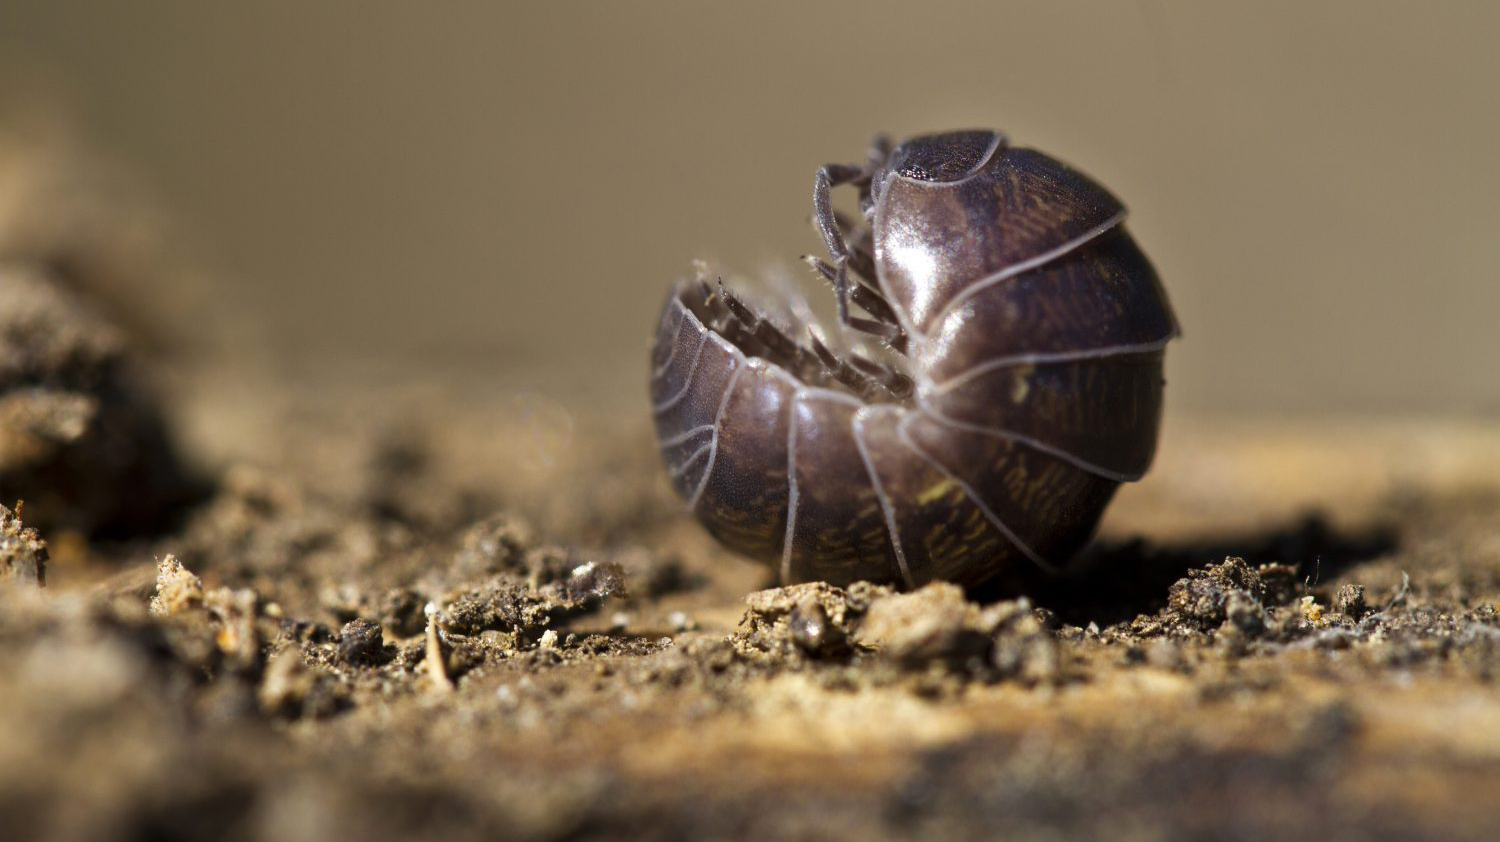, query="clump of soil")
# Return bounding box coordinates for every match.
[733,580,884,661]
[0,501,46,585]
[732,580,1063,687]
[855,582,1059,680]
[0,265,192,535]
